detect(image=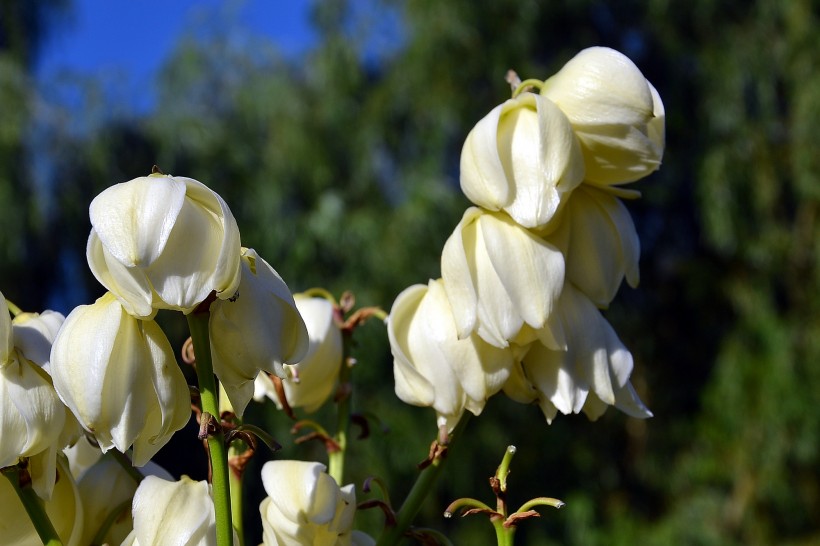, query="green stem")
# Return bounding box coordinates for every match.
[302,287,338,306]
[2,466,63,546]
[512,78,545,97]
[515,496,565,513]
[219,383,245,545]
[493,520,515,546]
[496,445,516,493]
[186,312,233,546]
[110,450,145,485]
[228,458,244,546]
[5,298,23,316]
[375,414,471,546]
[91,499,131,546]
[328,332,353,485]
